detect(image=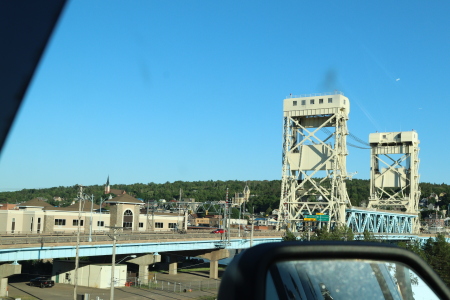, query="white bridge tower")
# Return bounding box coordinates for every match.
[277,92,351,231]
[367,131,420,232]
